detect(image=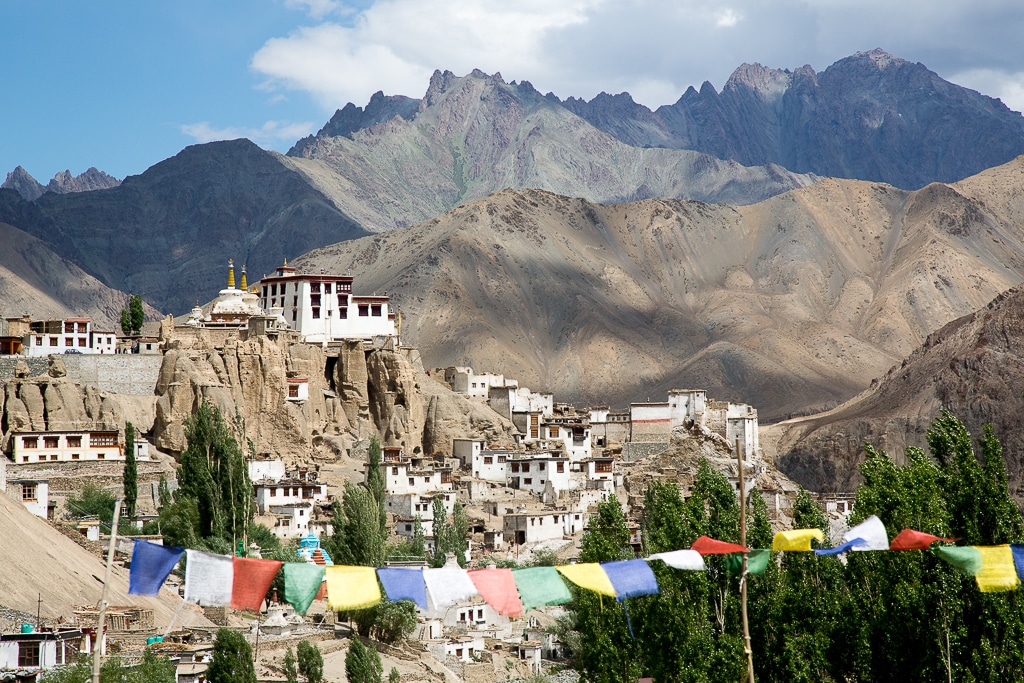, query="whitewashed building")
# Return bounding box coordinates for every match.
[0,628,92,676]
[254,479,327,515]
[248,457,287,483]
[378,460,453,496]
[257,261,396,342]
[9,478,50,518]
[509,454,572,495]
[504,510,586,545]
[10,430,131,464]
